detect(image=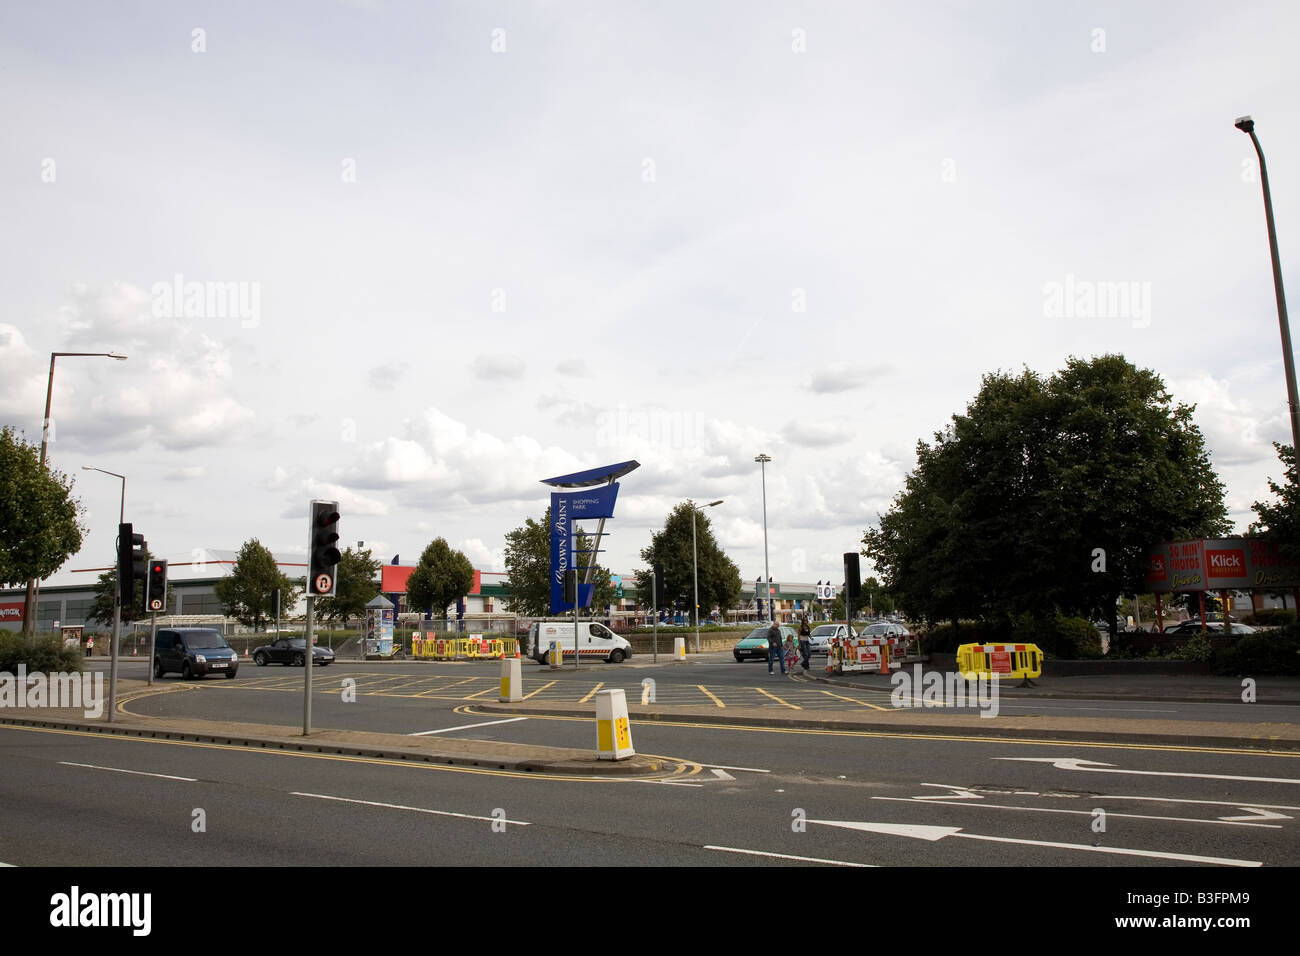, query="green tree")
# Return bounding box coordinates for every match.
[315,545,381,626]
[88,548,153,626]
[0,427,85,634]
[1250,443,1298,564]
[864,355,1229,636]
[406,538,475,619]
[215,539,299,629]
[502,508,616,616]
[633,501,741,624]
